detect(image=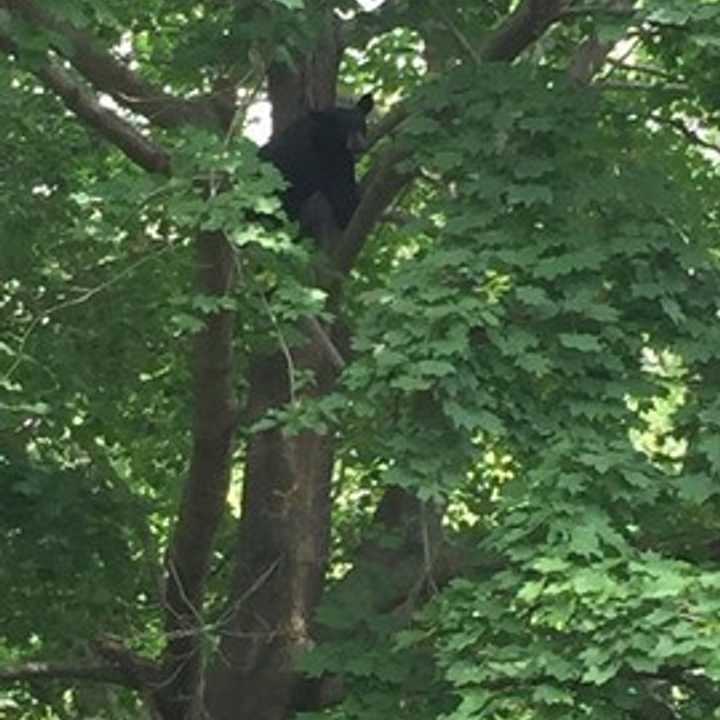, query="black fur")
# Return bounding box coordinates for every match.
[259,94,374,229]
